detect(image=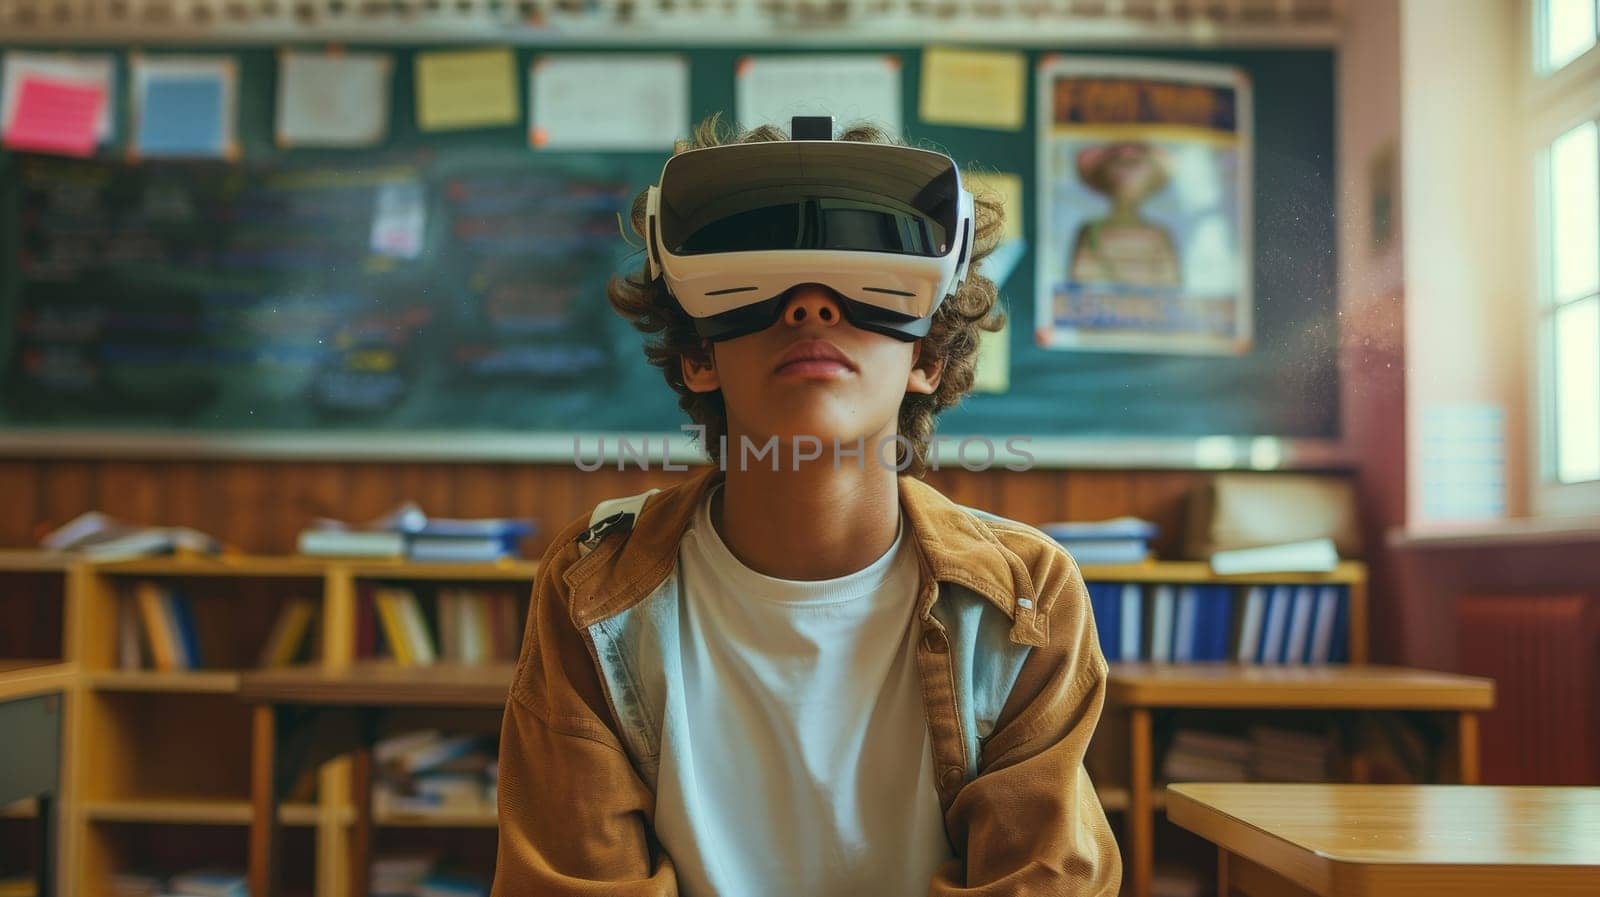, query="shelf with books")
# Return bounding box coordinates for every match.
[1080,561,1368,667]
[353,581,528,668]
[81,819,316,897]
